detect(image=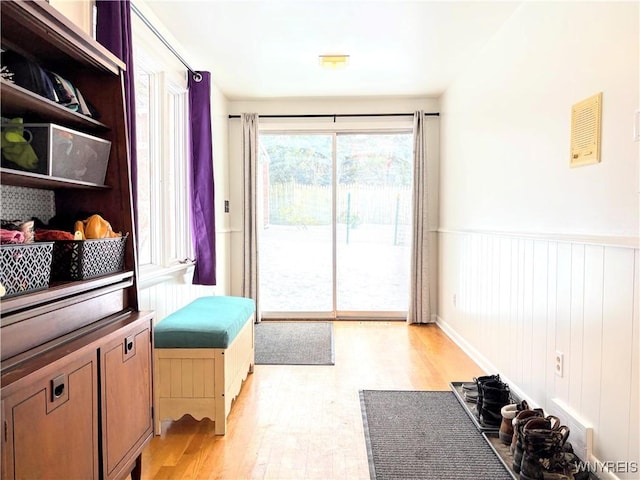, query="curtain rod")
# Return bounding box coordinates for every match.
[130,3,202,82]
[228,112,439,119]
